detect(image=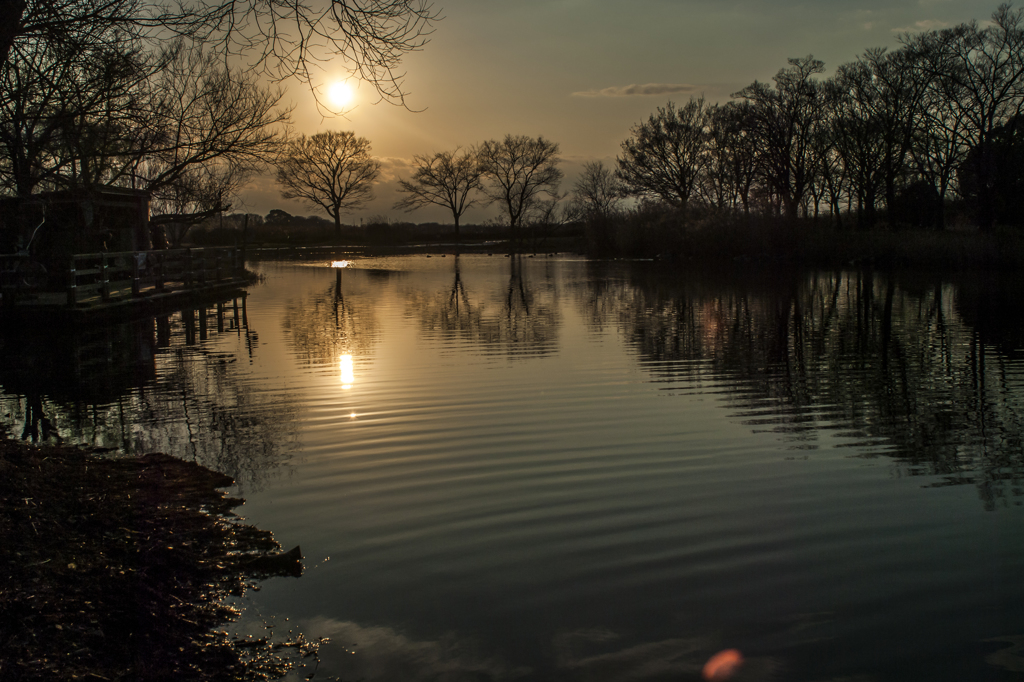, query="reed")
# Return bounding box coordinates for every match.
[580,207,1024,270]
